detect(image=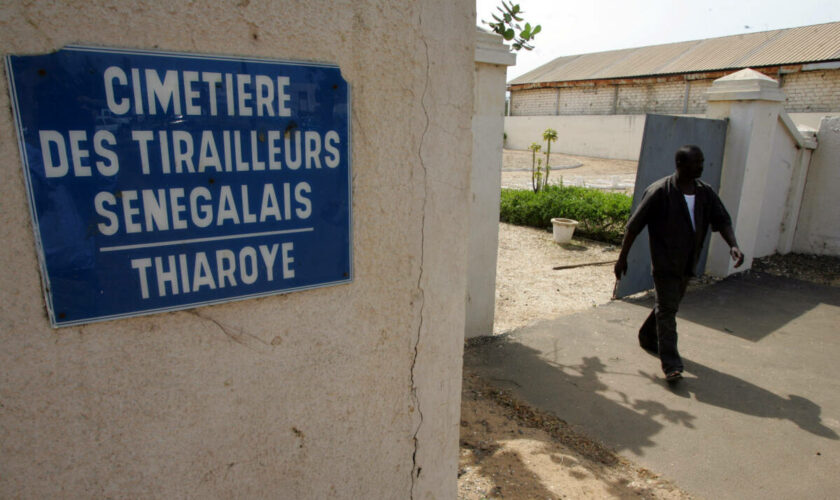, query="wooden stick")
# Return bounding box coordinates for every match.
[552,260,617,271]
